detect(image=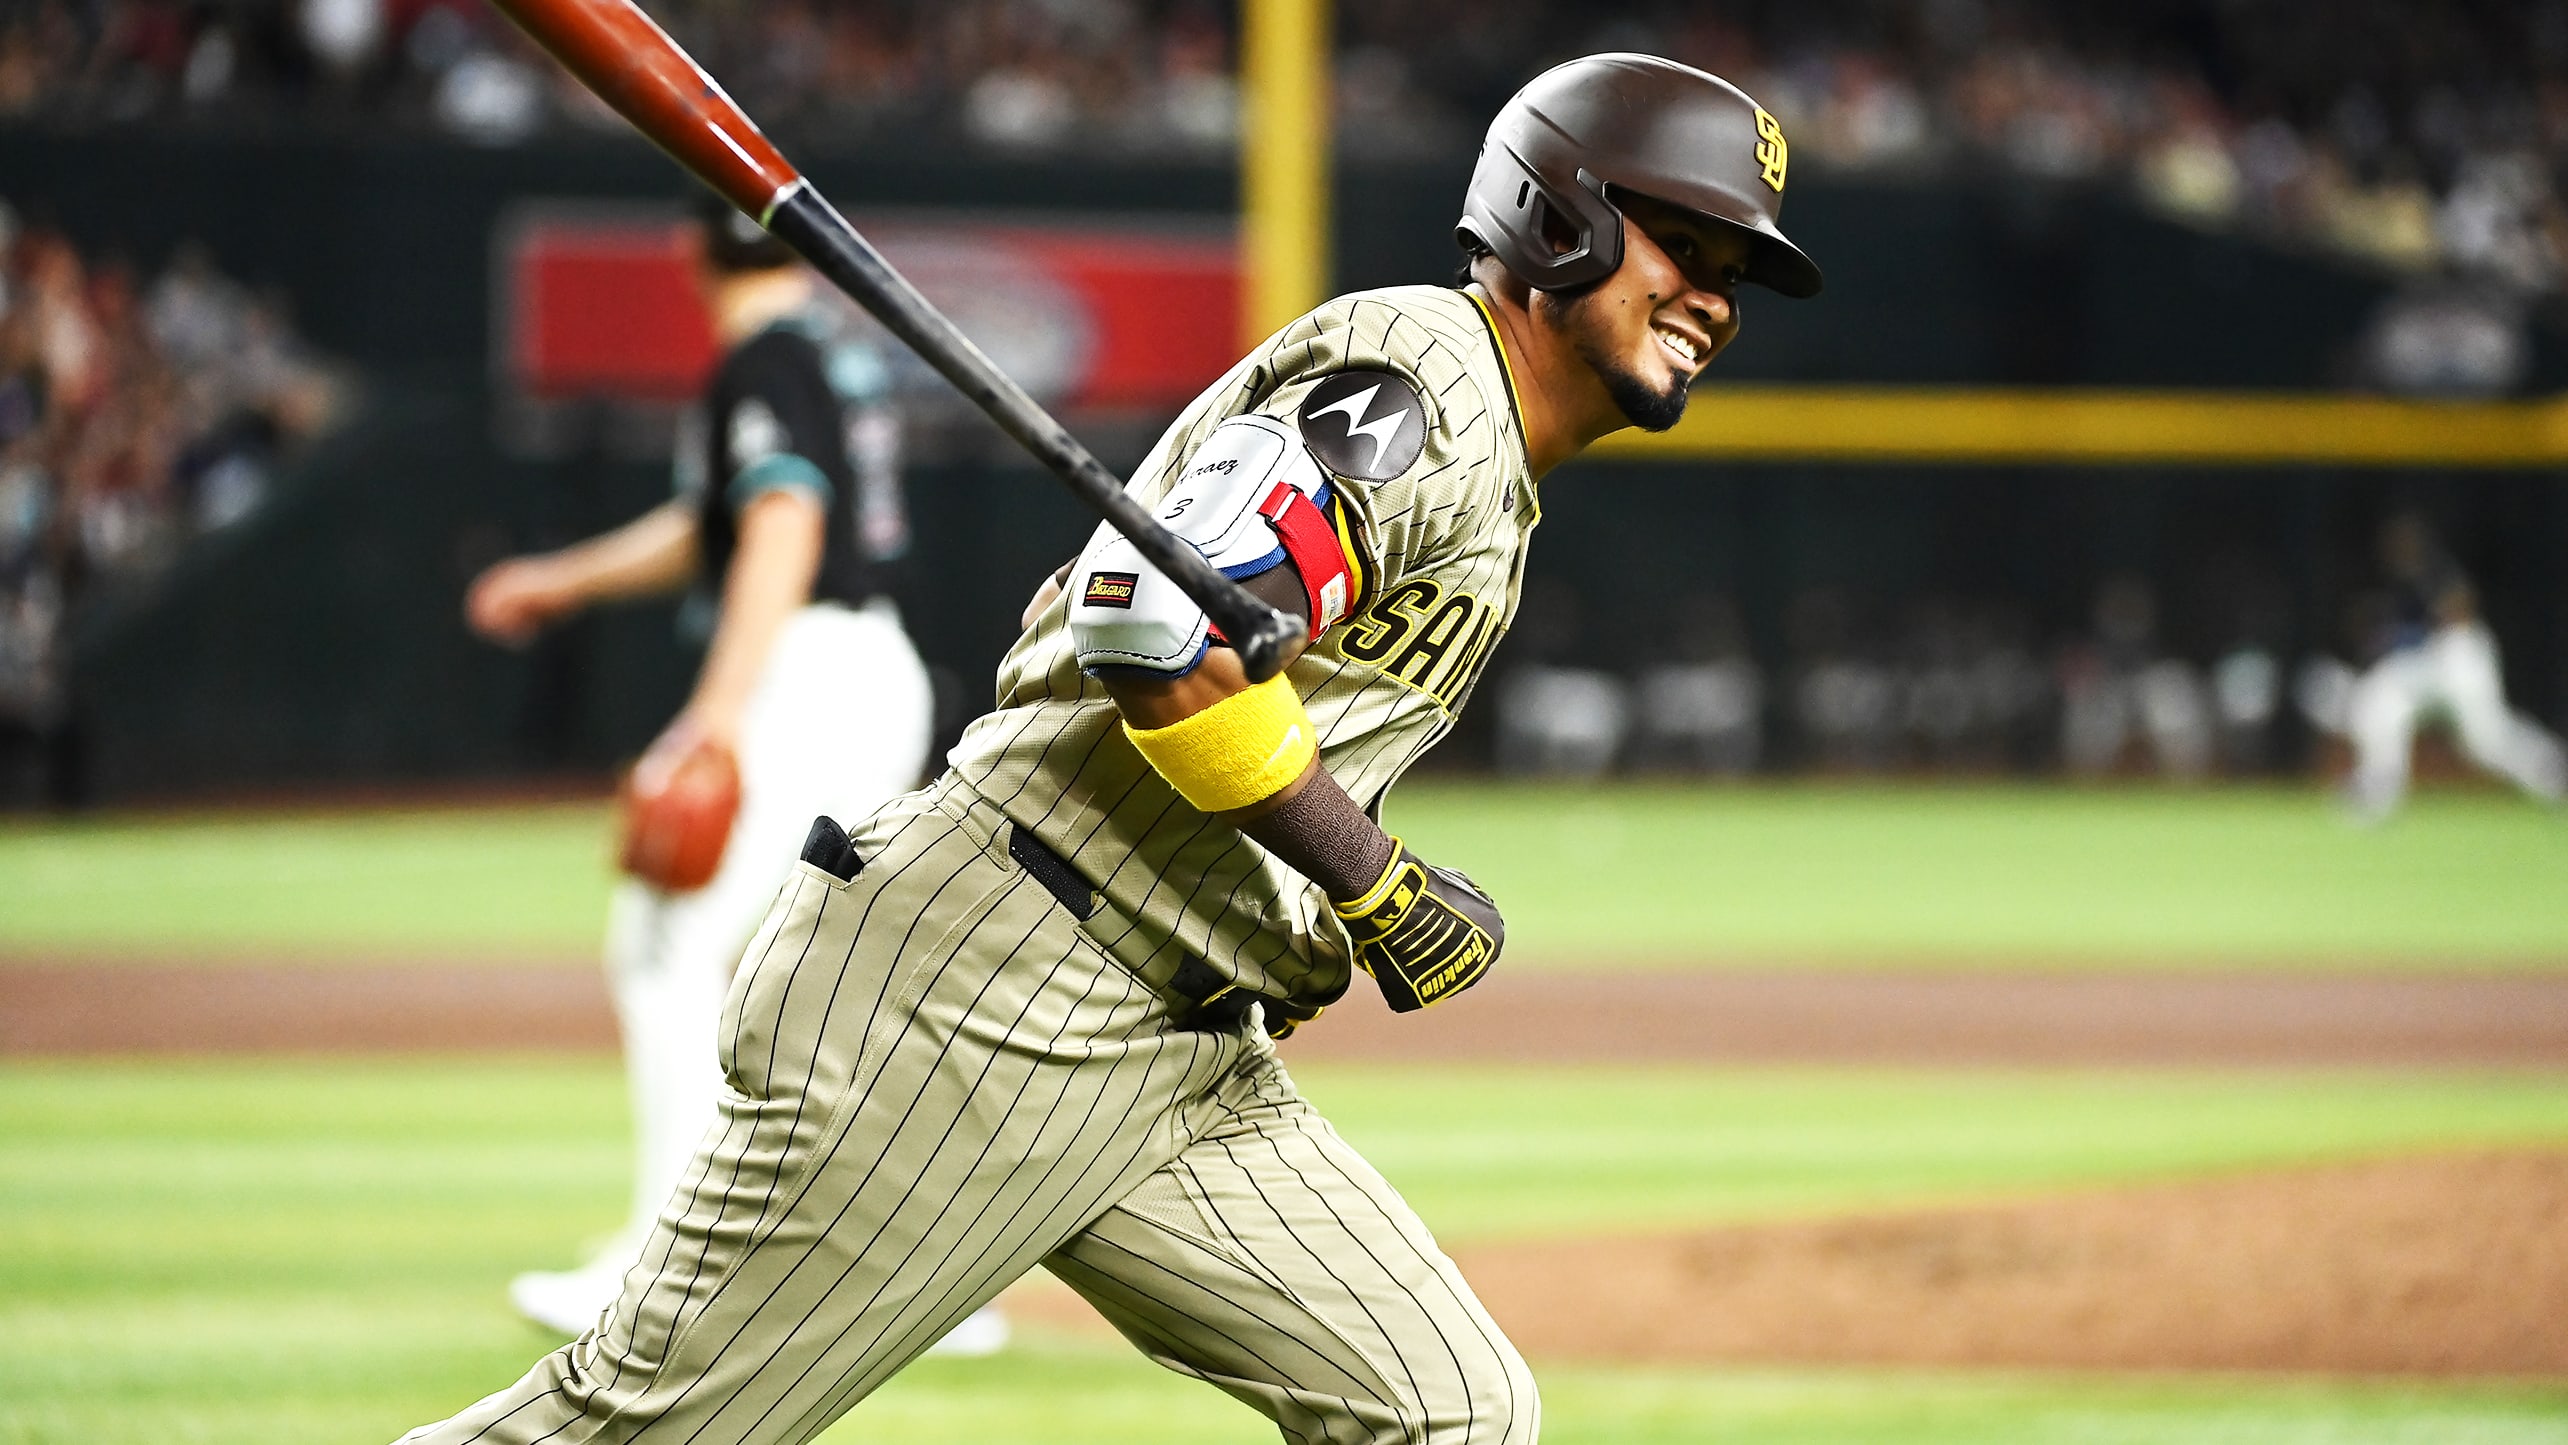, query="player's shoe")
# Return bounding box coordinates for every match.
[508,1253,635,1337]
[511,1255,1009,1357]
[923,1304,1011,1358]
